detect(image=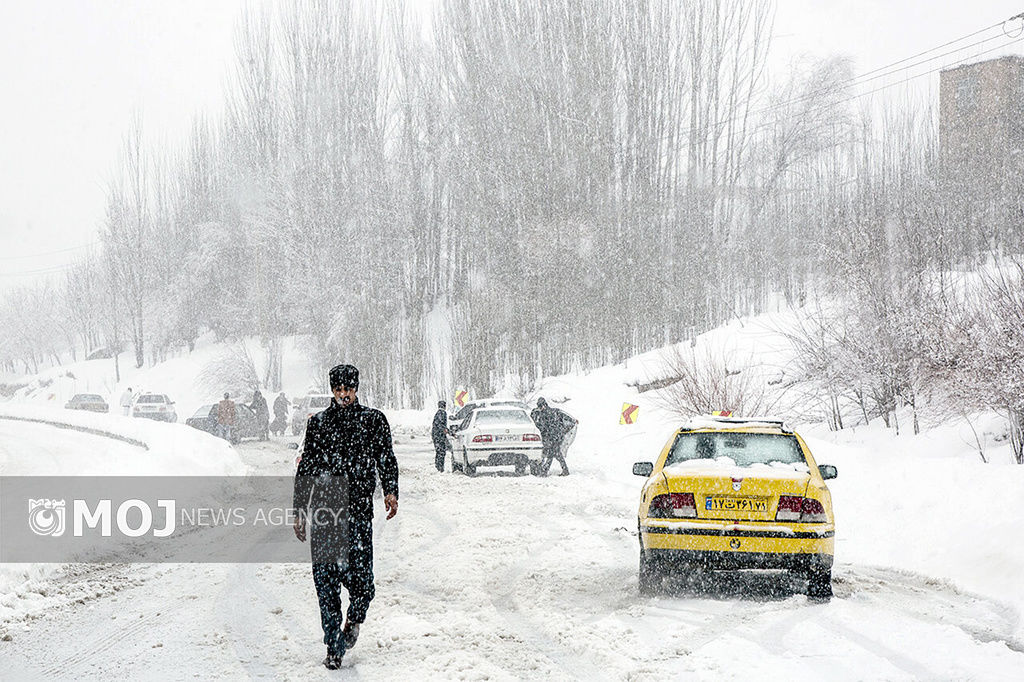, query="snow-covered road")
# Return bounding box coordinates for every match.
[1,436,1022,680]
